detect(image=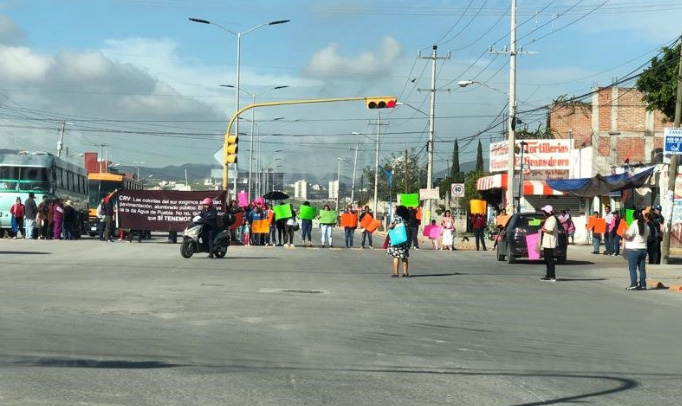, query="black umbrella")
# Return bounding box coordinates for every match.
[263,191,289,200]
